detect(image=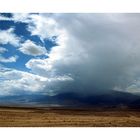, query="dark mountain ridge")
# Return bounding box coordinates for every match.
[0,90,140,108]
